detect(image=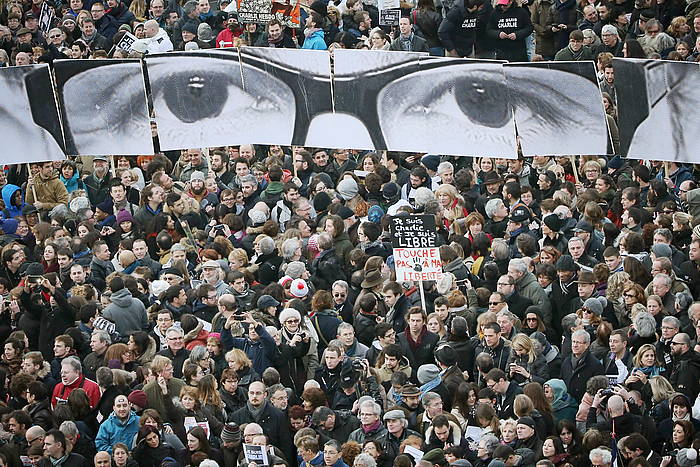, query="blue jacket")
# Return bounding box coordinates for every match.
[1,184,24,219]
[302,29,328,50]
[60,170,85,194]
[221,323,277,375]
[95,410,140,453]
